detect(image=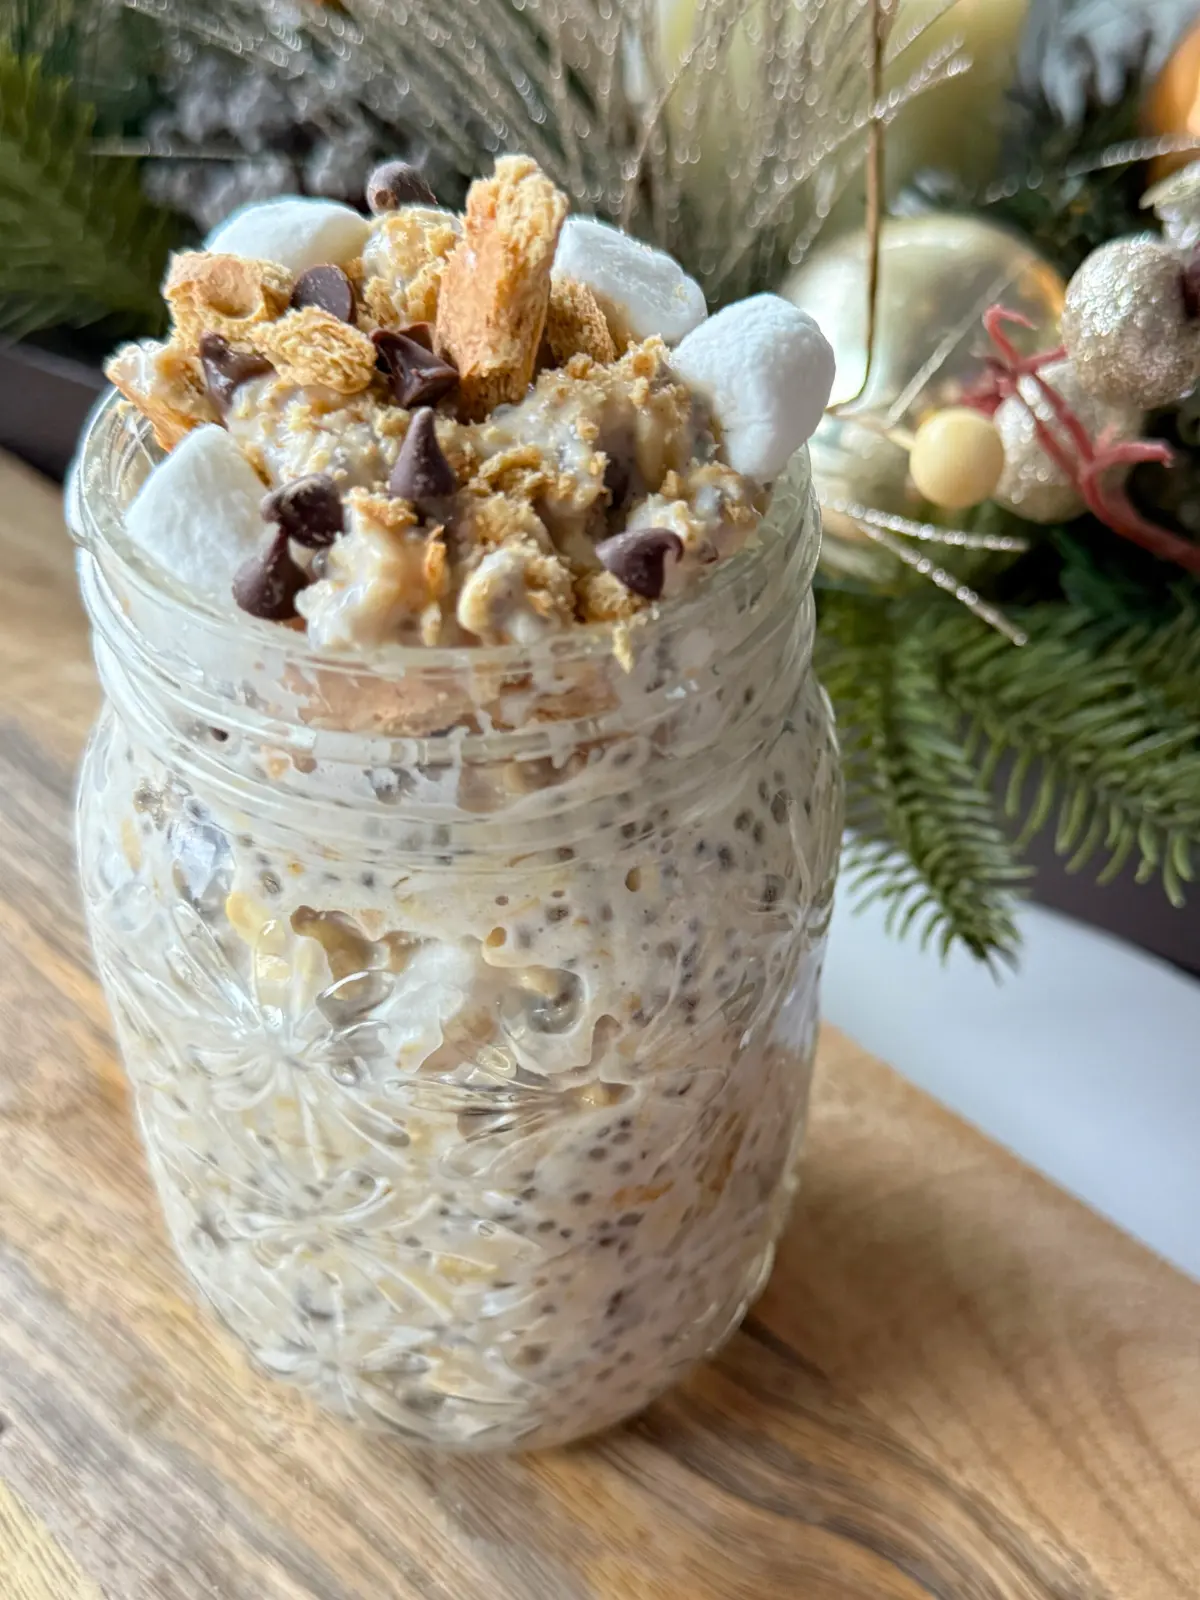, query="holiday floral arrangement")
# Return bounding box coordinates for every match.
[7,0,1200,964]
